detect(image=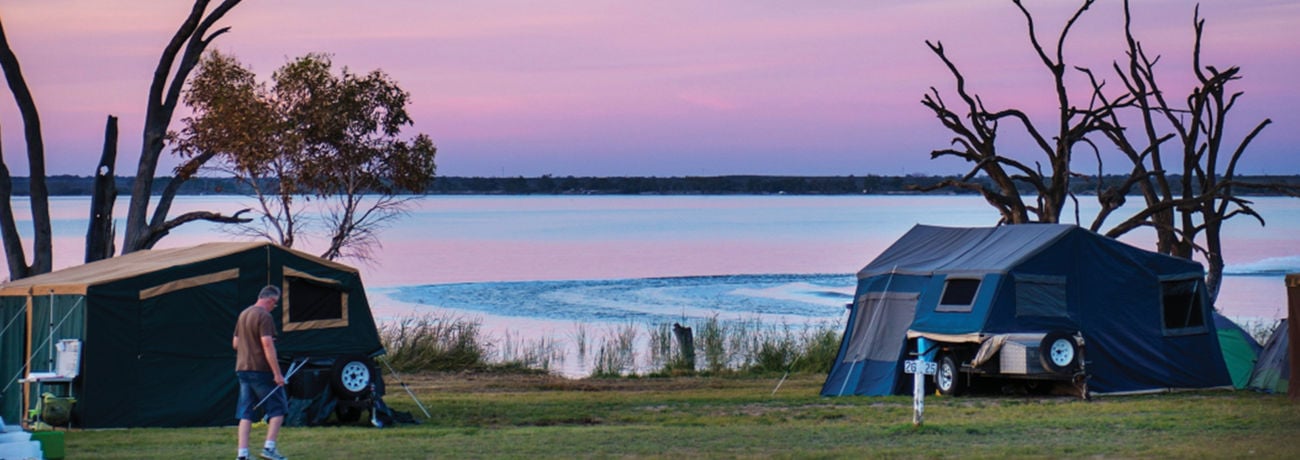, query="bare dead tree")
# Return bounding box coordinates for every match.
[917,42,1031,225]
[917,0,1118,224]
[0,1,252,280]
[85,115,118,263]
[1102,2,1280,302]
[920,0,1297,306]
[0,15,51,280]
[119,0,248,254]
